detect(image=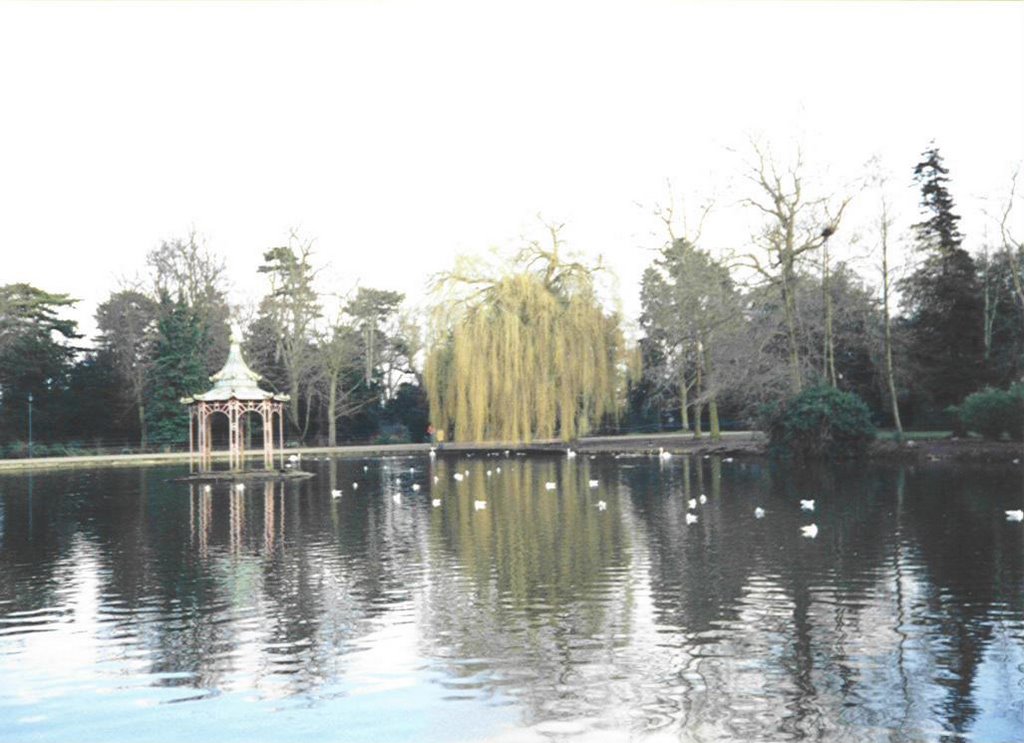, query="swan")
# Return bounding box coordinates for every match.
[588,479,599,488]
[800,499,815,511]
[688,498,697,510]
[234,482,245,492]
[486,470,492,477]
[433,476,439,484]
[429,447,437,458]
[288,453,300,463]
[658,447,672,461]
[754,507,765,519]
[597,500,607,511]
[496,467,501,473]
[544,482,557,491]
[464,469,470,477]
[432,498,441,507]
[352,482,359,490]
[454,473,464,482]
[801,524,819,538]
[1006,510,1024,522]
[392,493,401,504]
[474,500,487,510]
[411,484,420,492]
[566,448,577,459]
[685,513,698,525]
[722,457,734,463]
[202,484,212,493]
[331,489,342,499]
[363,465,369,472]
[699,494,707,504]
